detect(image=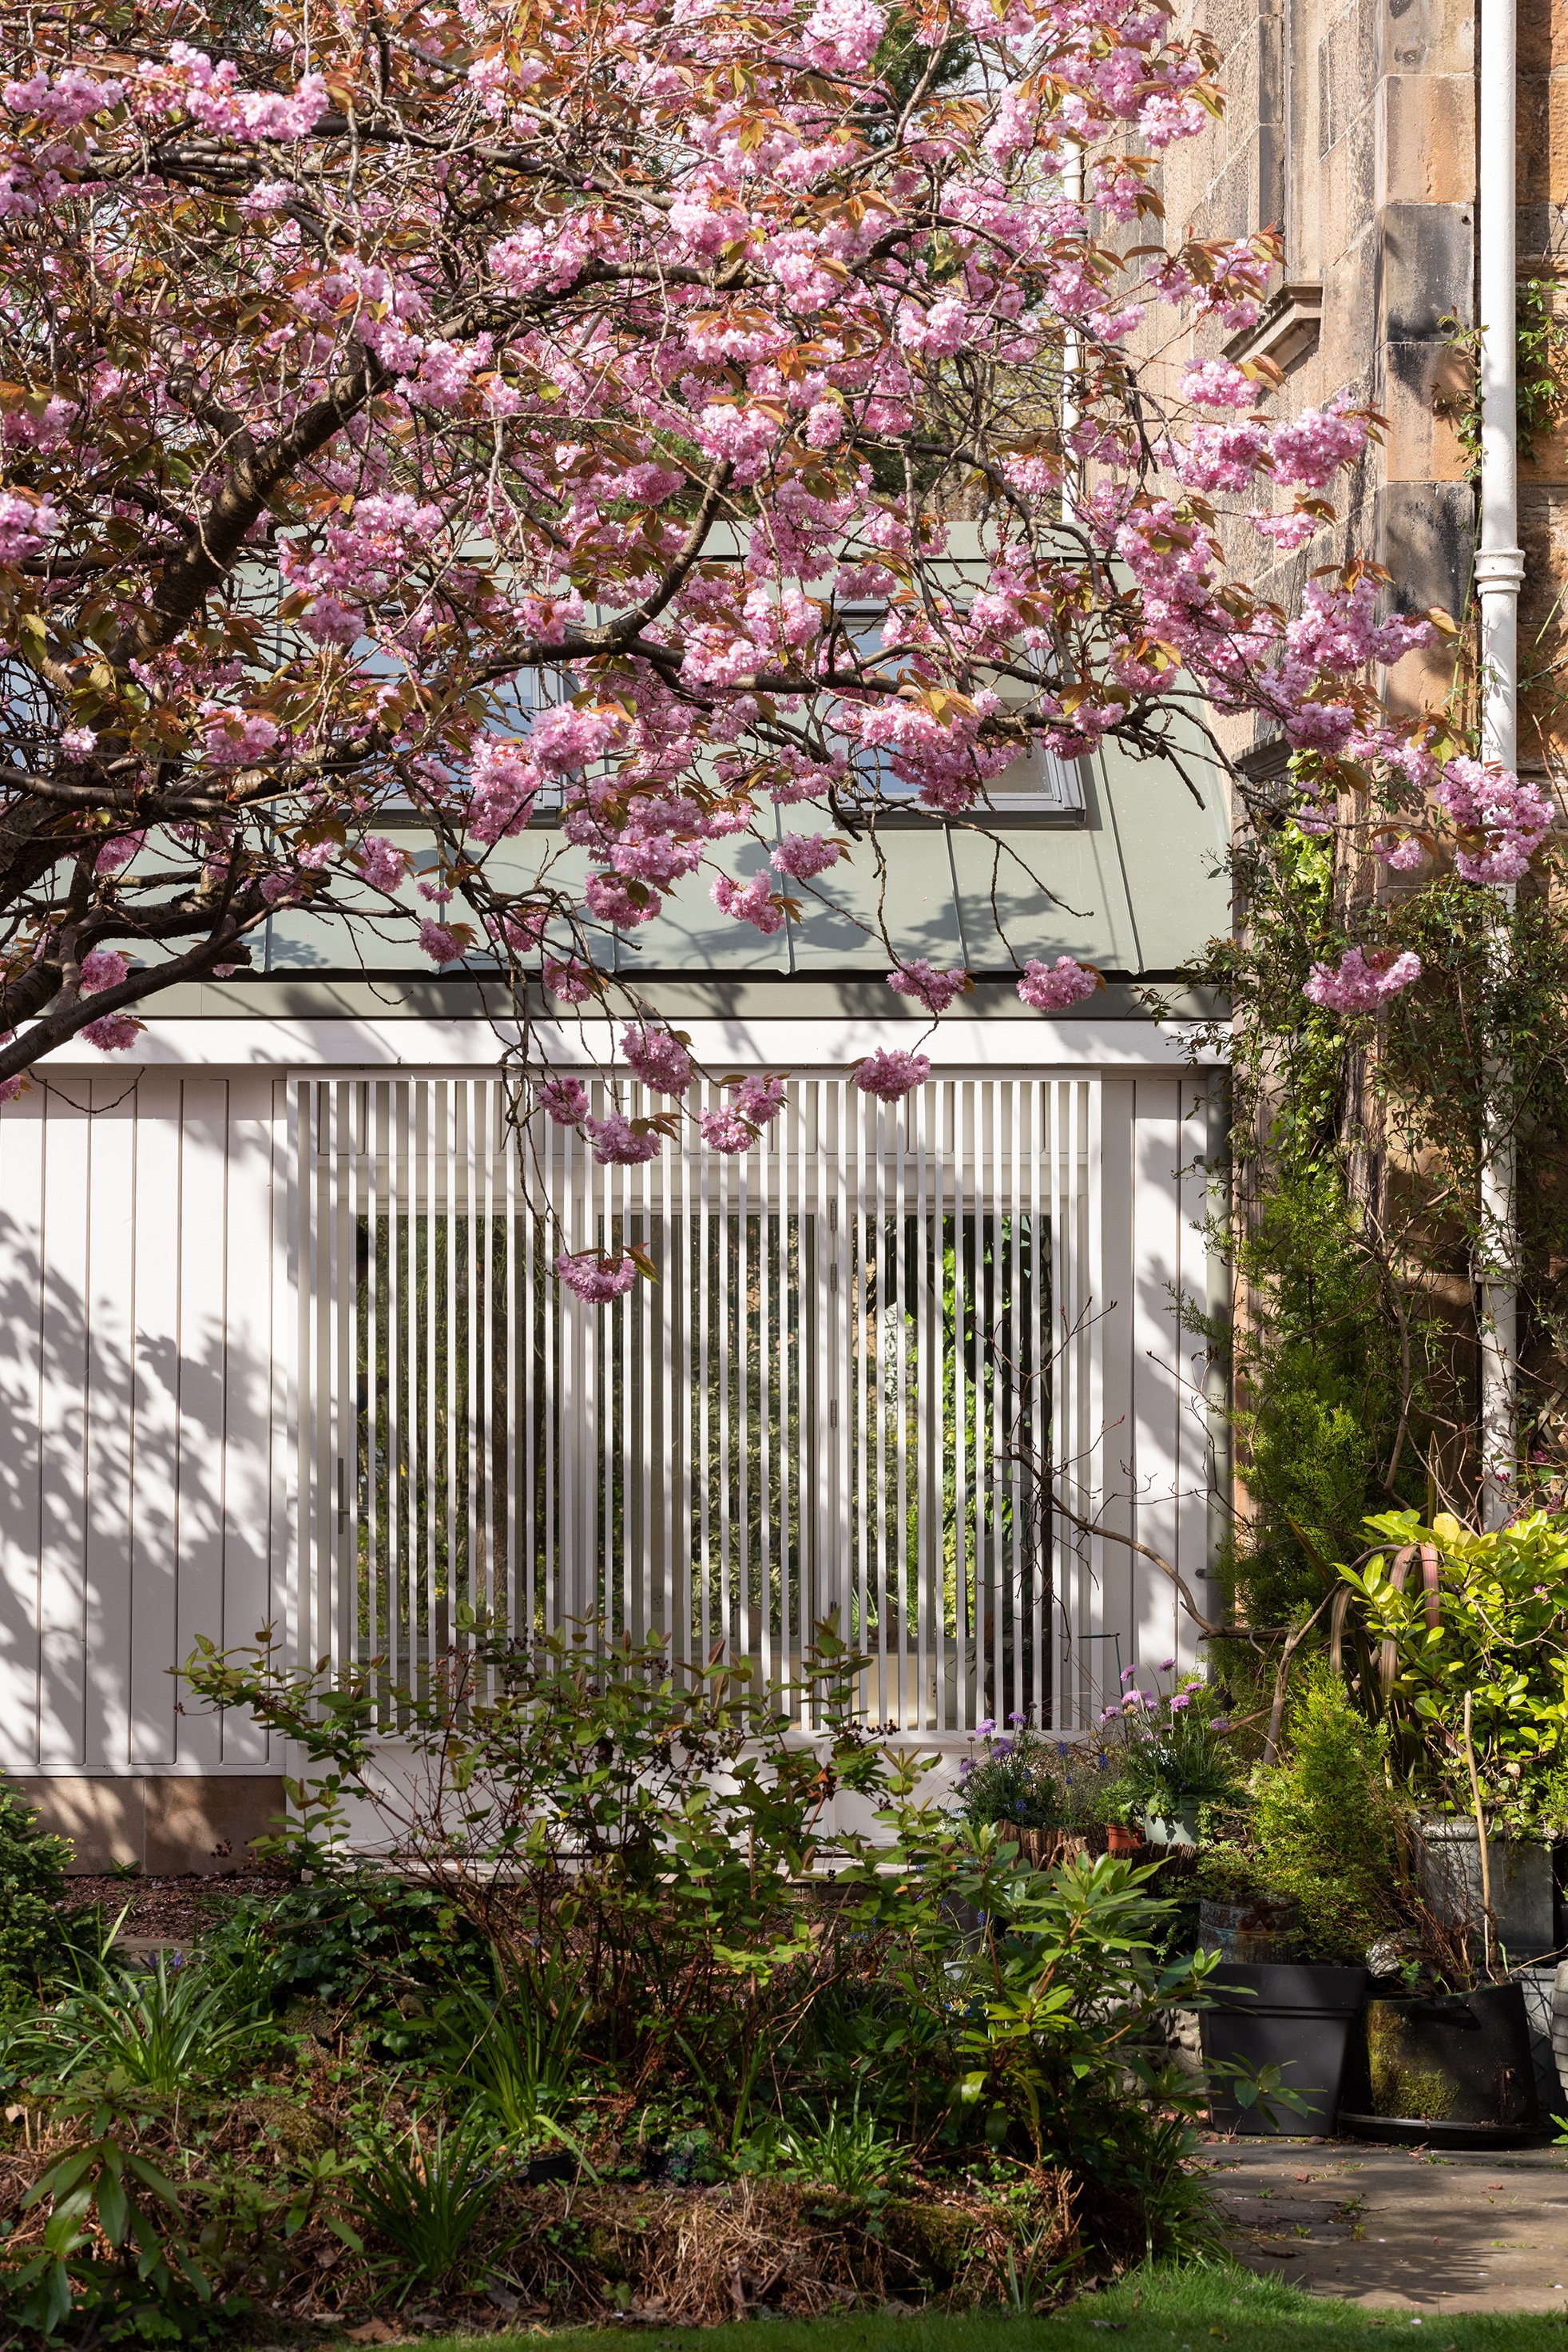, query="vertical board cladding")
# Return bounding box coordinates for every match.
[0,1054,1220,1778]
[0,1074,288,1776]
[294,1067,1220,1740]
